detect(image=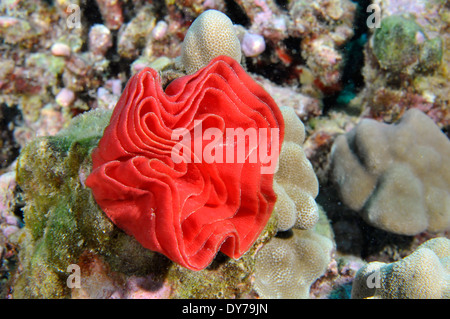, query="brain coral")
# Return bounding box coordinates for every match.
[180,10,242,74]
[254,211,334,299]
[351,237,450,299]
[331,108,450,235]
[86,56,284,271]
[273,106,319,231]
